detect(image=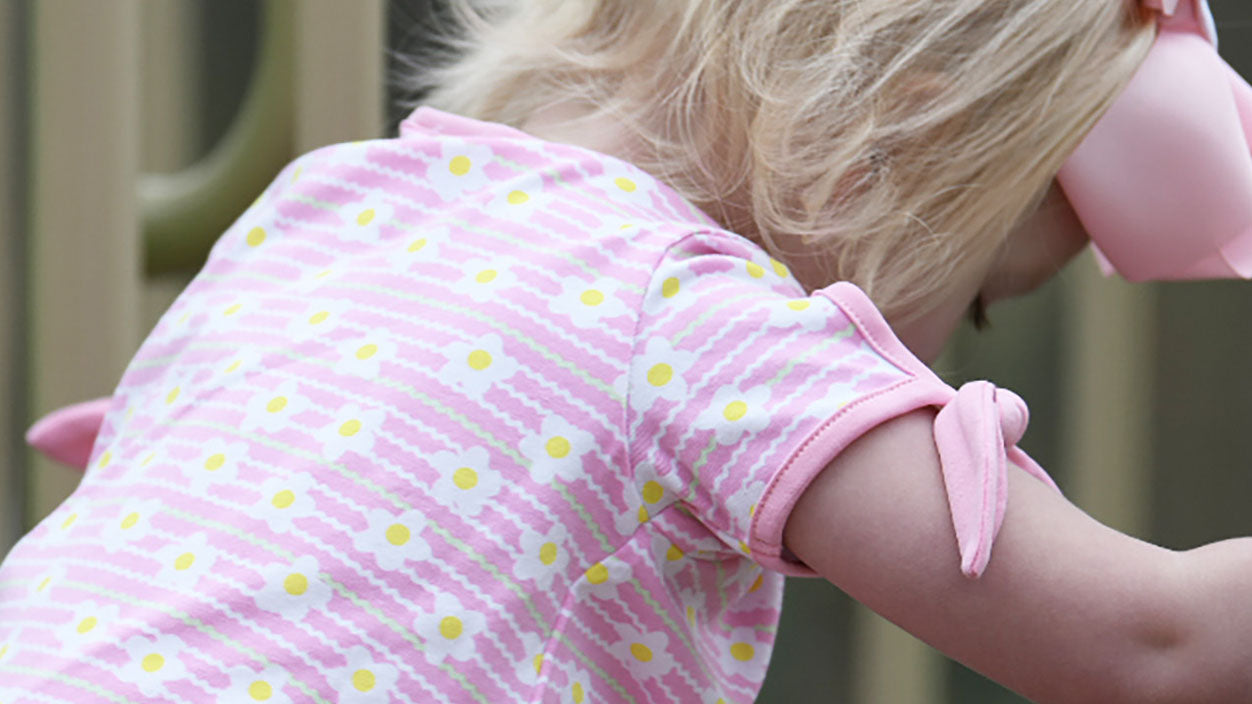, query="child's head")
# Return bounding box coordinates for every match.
[415,0,1155,325]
